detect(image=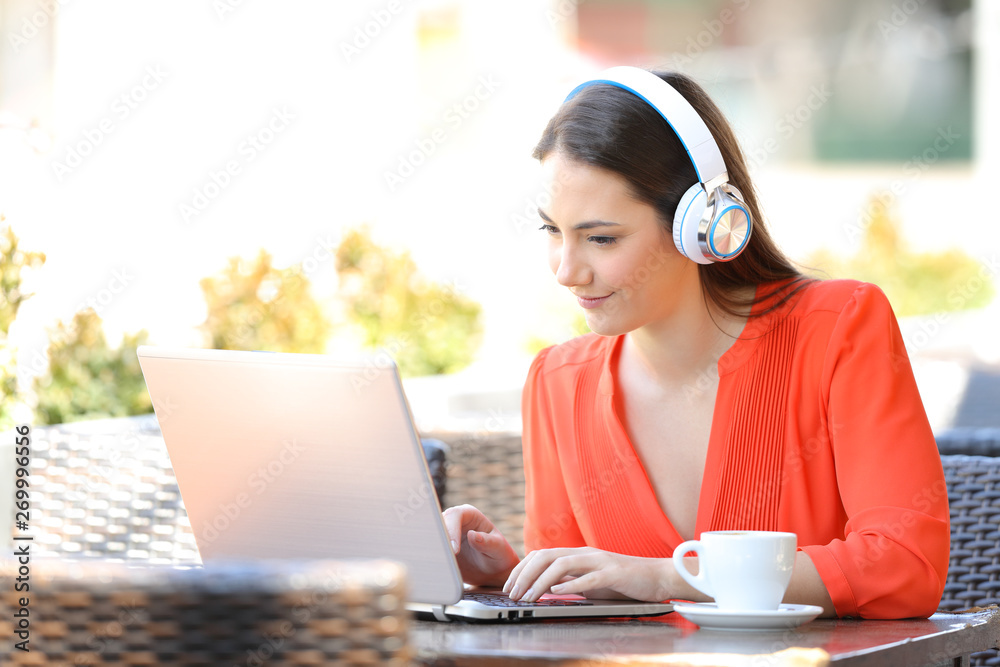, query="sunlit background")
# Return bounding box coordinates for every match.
[1,0,997,432]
